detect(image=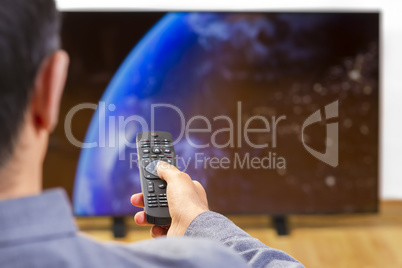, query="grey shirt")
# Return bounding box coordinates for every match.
[0,189,303,268]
